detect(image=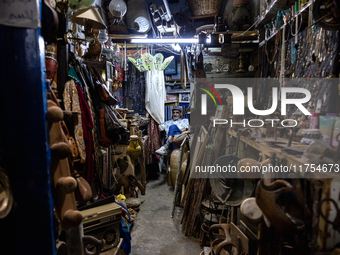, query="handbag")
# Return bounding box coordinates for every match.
[103,104,129,144]
[88,65,118,106]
